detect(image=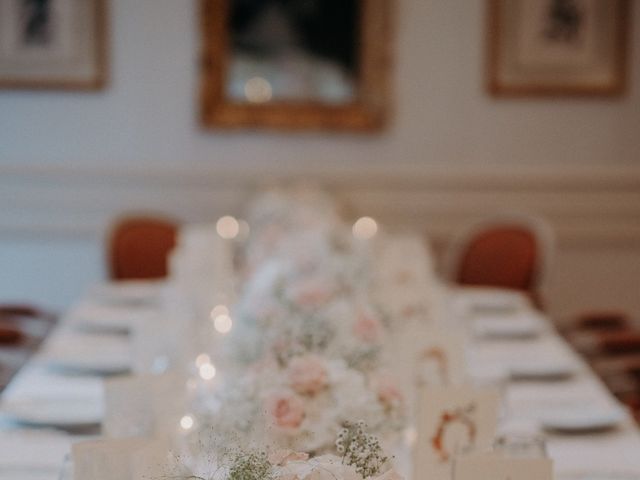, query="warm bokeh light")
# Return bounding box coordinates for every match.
[216,216,240,239]
[195,353,210,368]
[210,304,230,321]
[352,216,378,239]
[199,362,216,380]
[214,313,233,334]
[180,415,194,430]
[244,76,273,103]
